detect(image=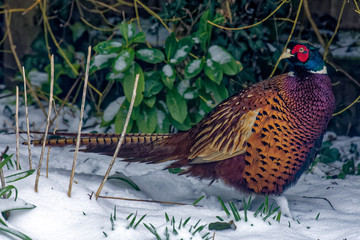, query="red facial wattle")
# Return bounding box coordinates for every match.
[291,44,309,62]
